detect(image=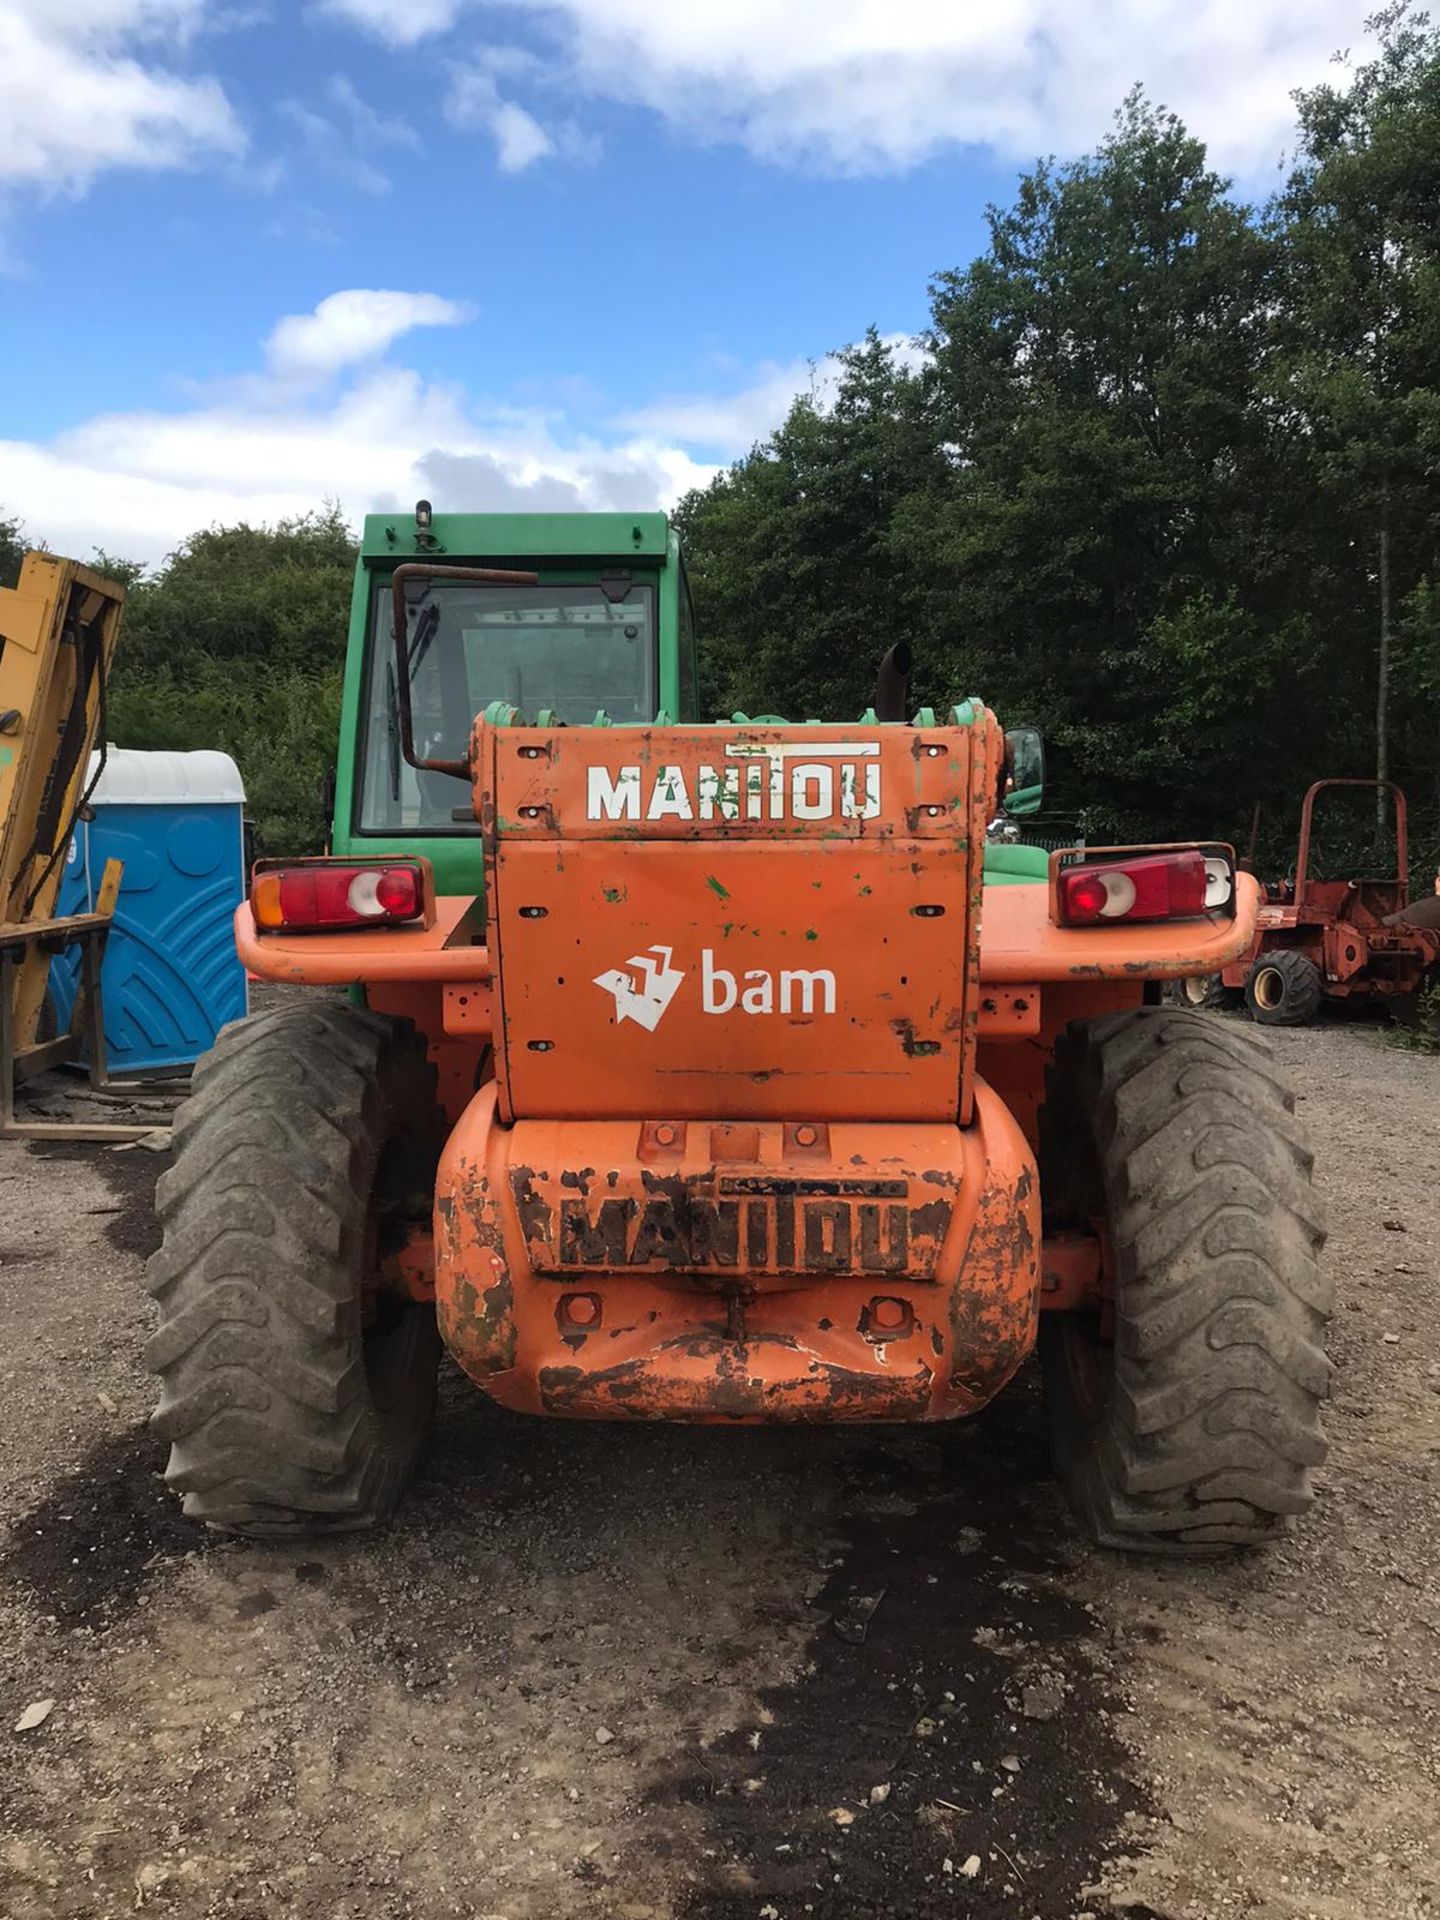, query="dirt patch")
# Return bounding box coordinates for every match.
[4,1421,202,1628]
[32,1139,165,1260]
[676,1413,1150,1919]
[0,1021,1437,1920]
